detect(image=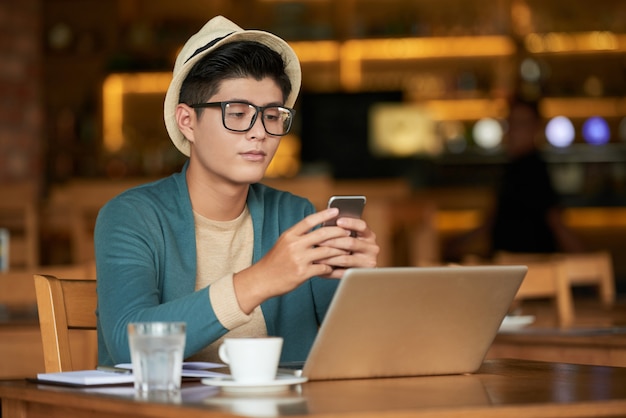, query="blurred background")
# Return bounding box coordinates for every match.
[1,0,625,289]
